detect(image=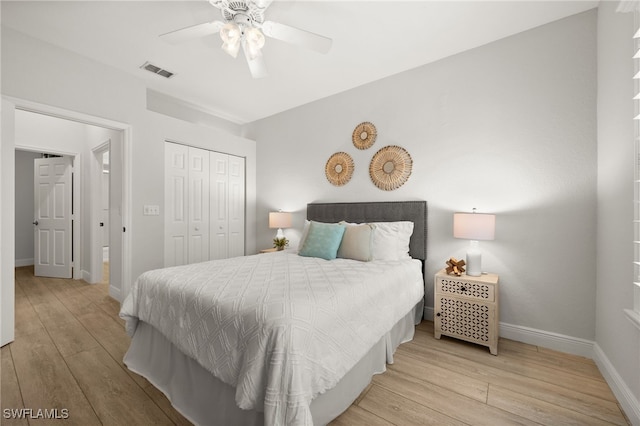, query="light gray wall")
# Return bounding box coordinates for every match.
[245,10,598,340]
[14,150,40,265]
[595,1,640,418]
